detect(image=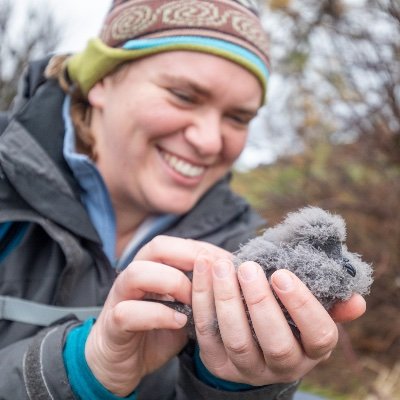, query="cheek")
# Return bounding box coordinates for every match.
[222,134,248,163]
[131,102,187,136]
